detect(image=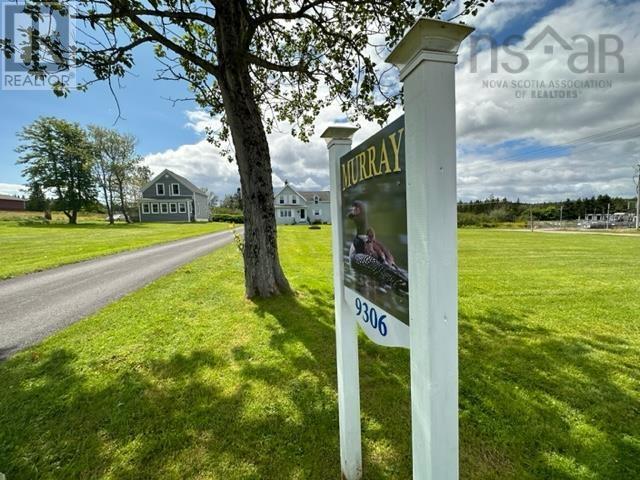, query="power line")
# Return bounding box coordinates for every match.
[496,122,640,162]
